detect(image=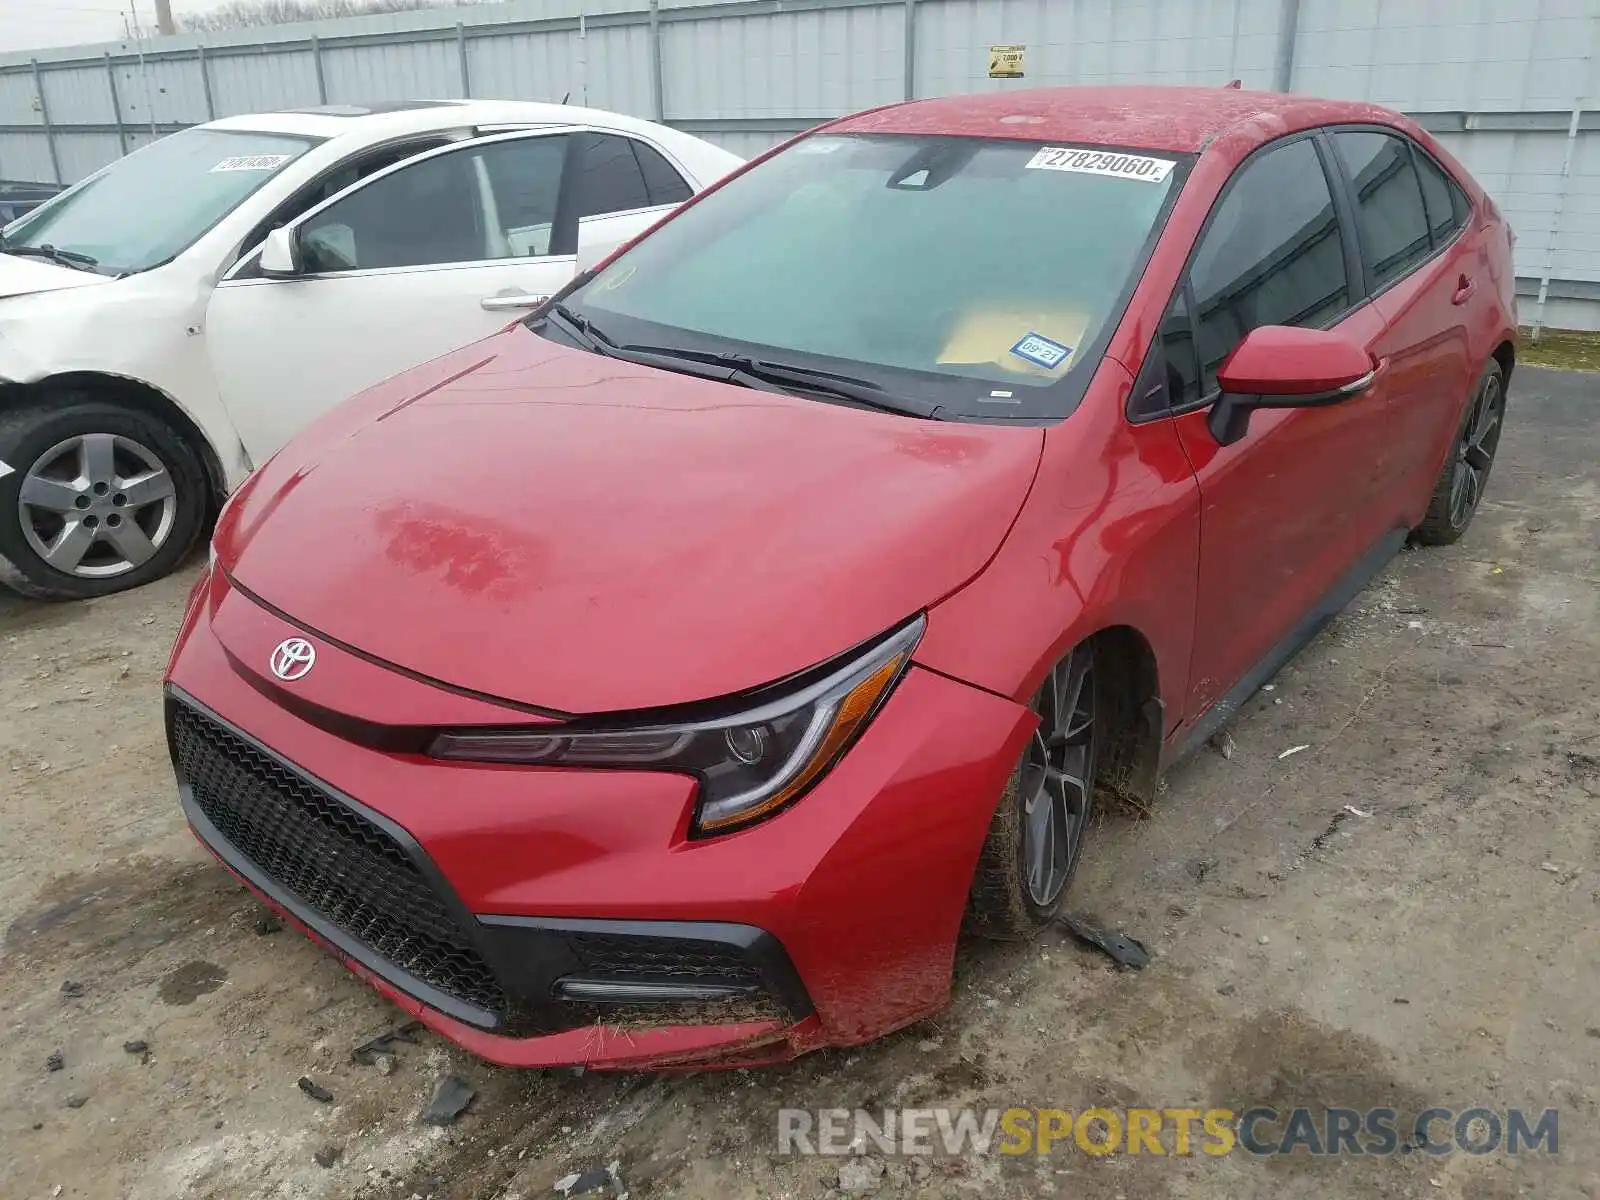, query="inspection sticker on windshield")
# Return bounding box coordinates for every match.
[1010,333,1073,370]
[1024,146,1175,183]
[210,154,292,173]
